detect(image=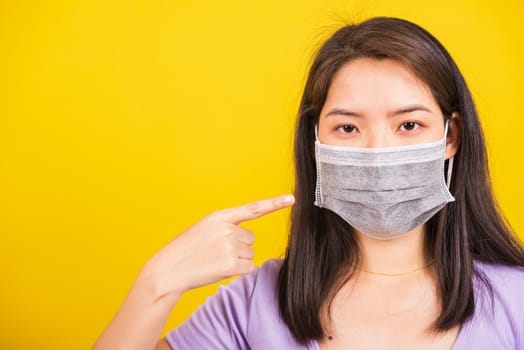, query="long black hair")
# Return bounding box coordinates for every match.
[278,16,524,345]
